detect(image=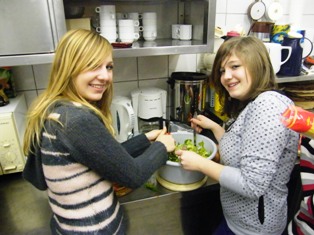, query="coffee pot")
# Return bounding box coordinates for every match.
[278,32,313,76]
[131,87,167,135]
[263,43,291,74]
